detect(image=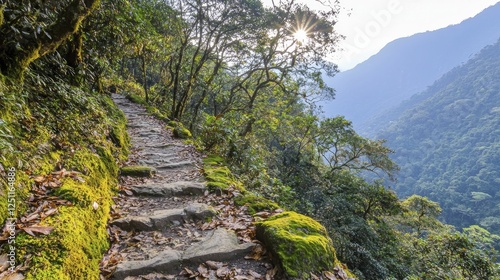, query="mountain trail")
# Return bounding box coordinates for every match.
[100,94,273,280]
